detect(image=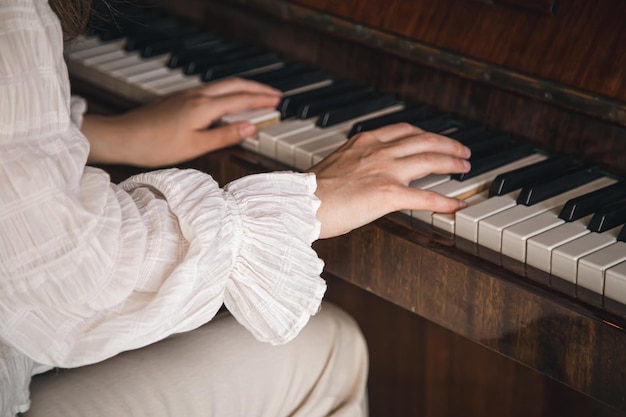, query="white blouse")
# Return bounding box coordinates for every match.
[0,1,326,415]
